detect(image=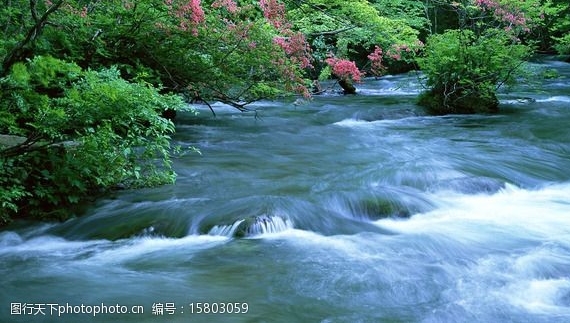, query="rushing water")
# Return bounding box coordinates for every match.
[2,58,570,323]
